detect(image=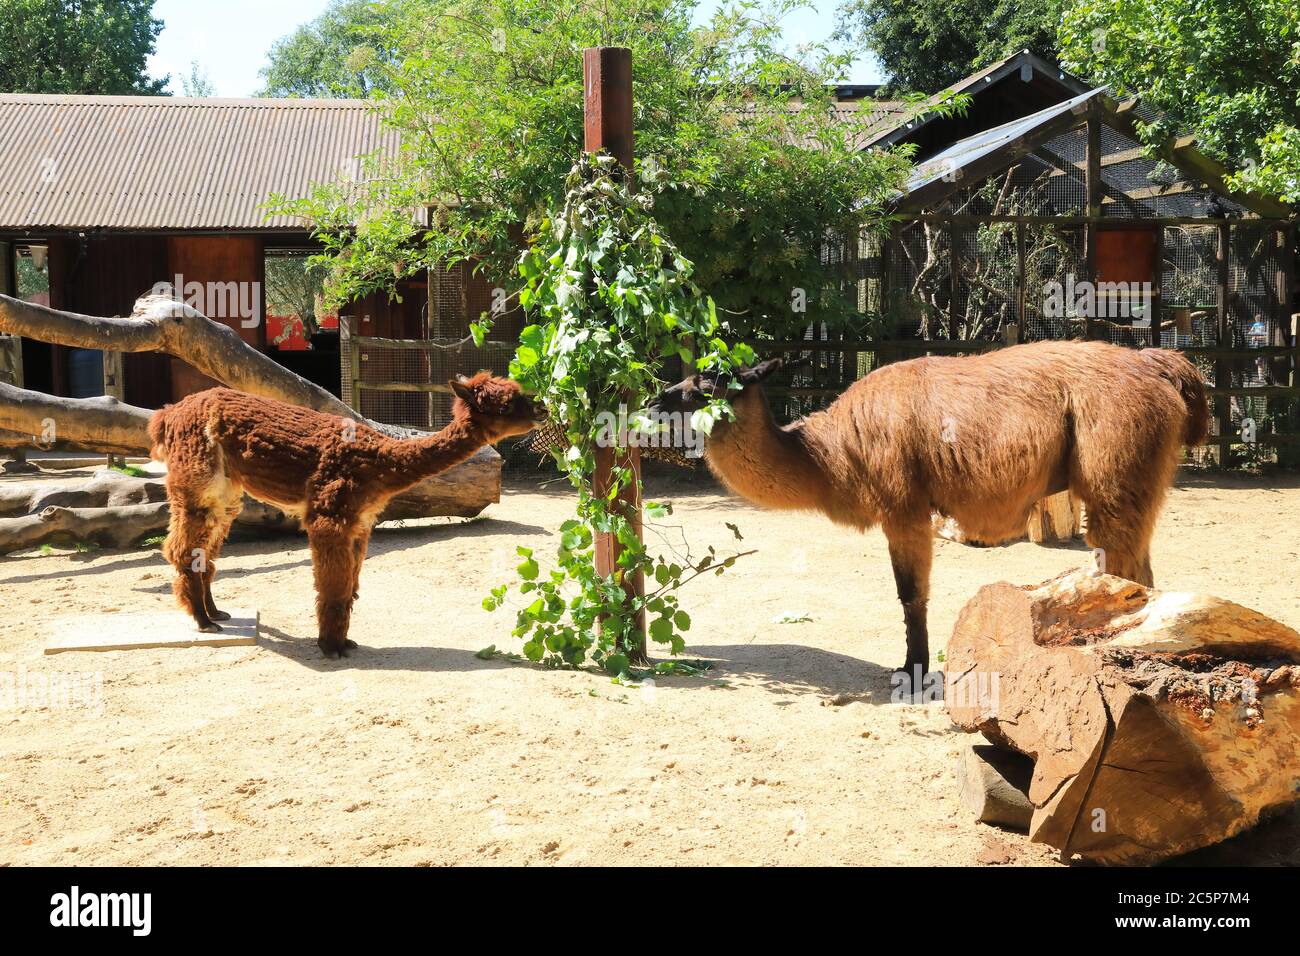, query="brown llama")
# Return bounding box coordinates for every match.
[149,373,544,658]
[650,341,1209,678]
